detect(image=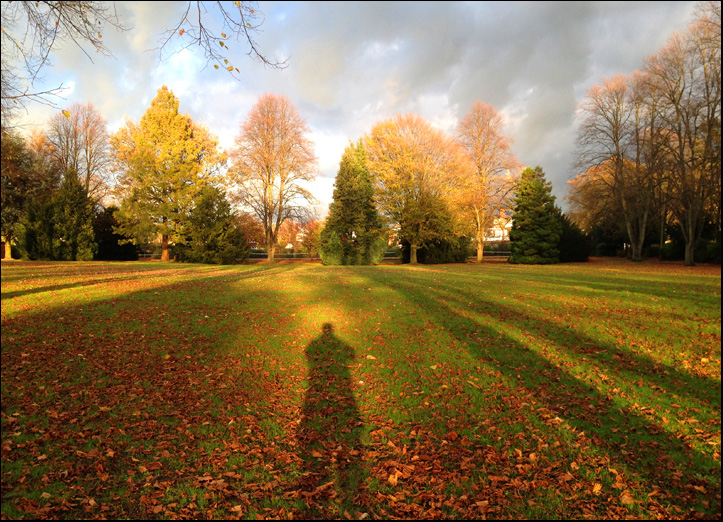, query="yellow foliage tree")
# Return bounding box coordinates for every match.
[110,86,225,261]
[365,114,470,264]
